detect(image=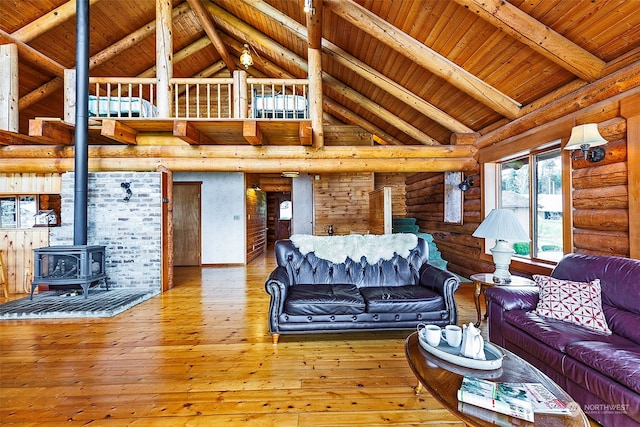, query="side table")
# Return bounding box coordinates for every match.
[470,273,536,327]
